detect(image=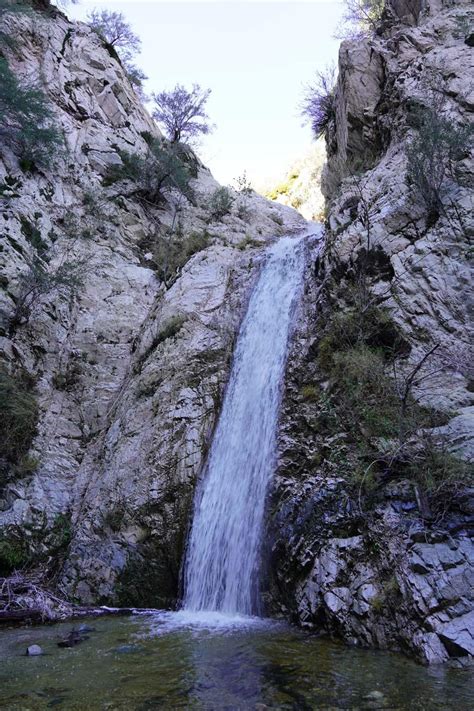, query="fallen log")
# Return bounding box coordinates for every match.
[0,608,45,624]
